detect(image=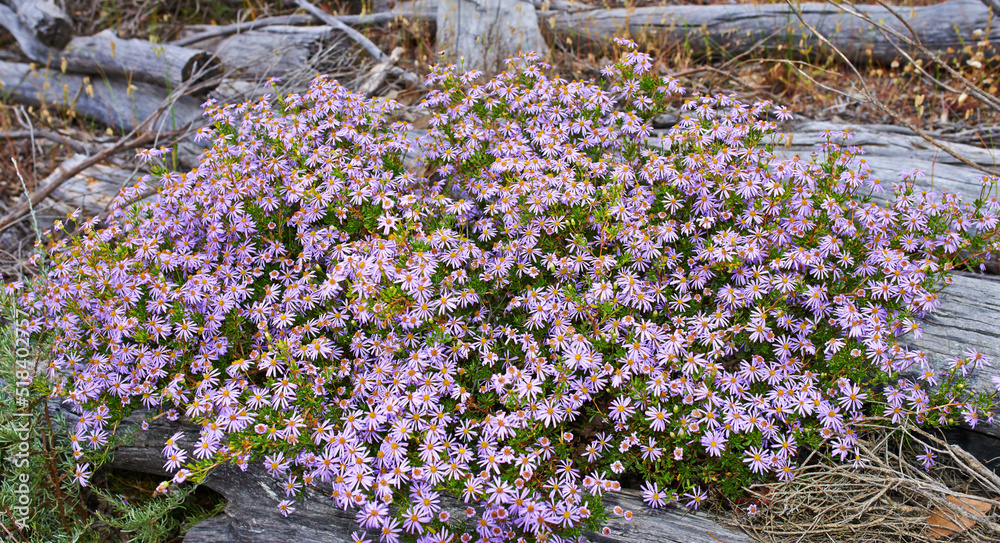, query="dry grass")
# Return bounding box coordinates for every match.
[732,420,1000,543]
